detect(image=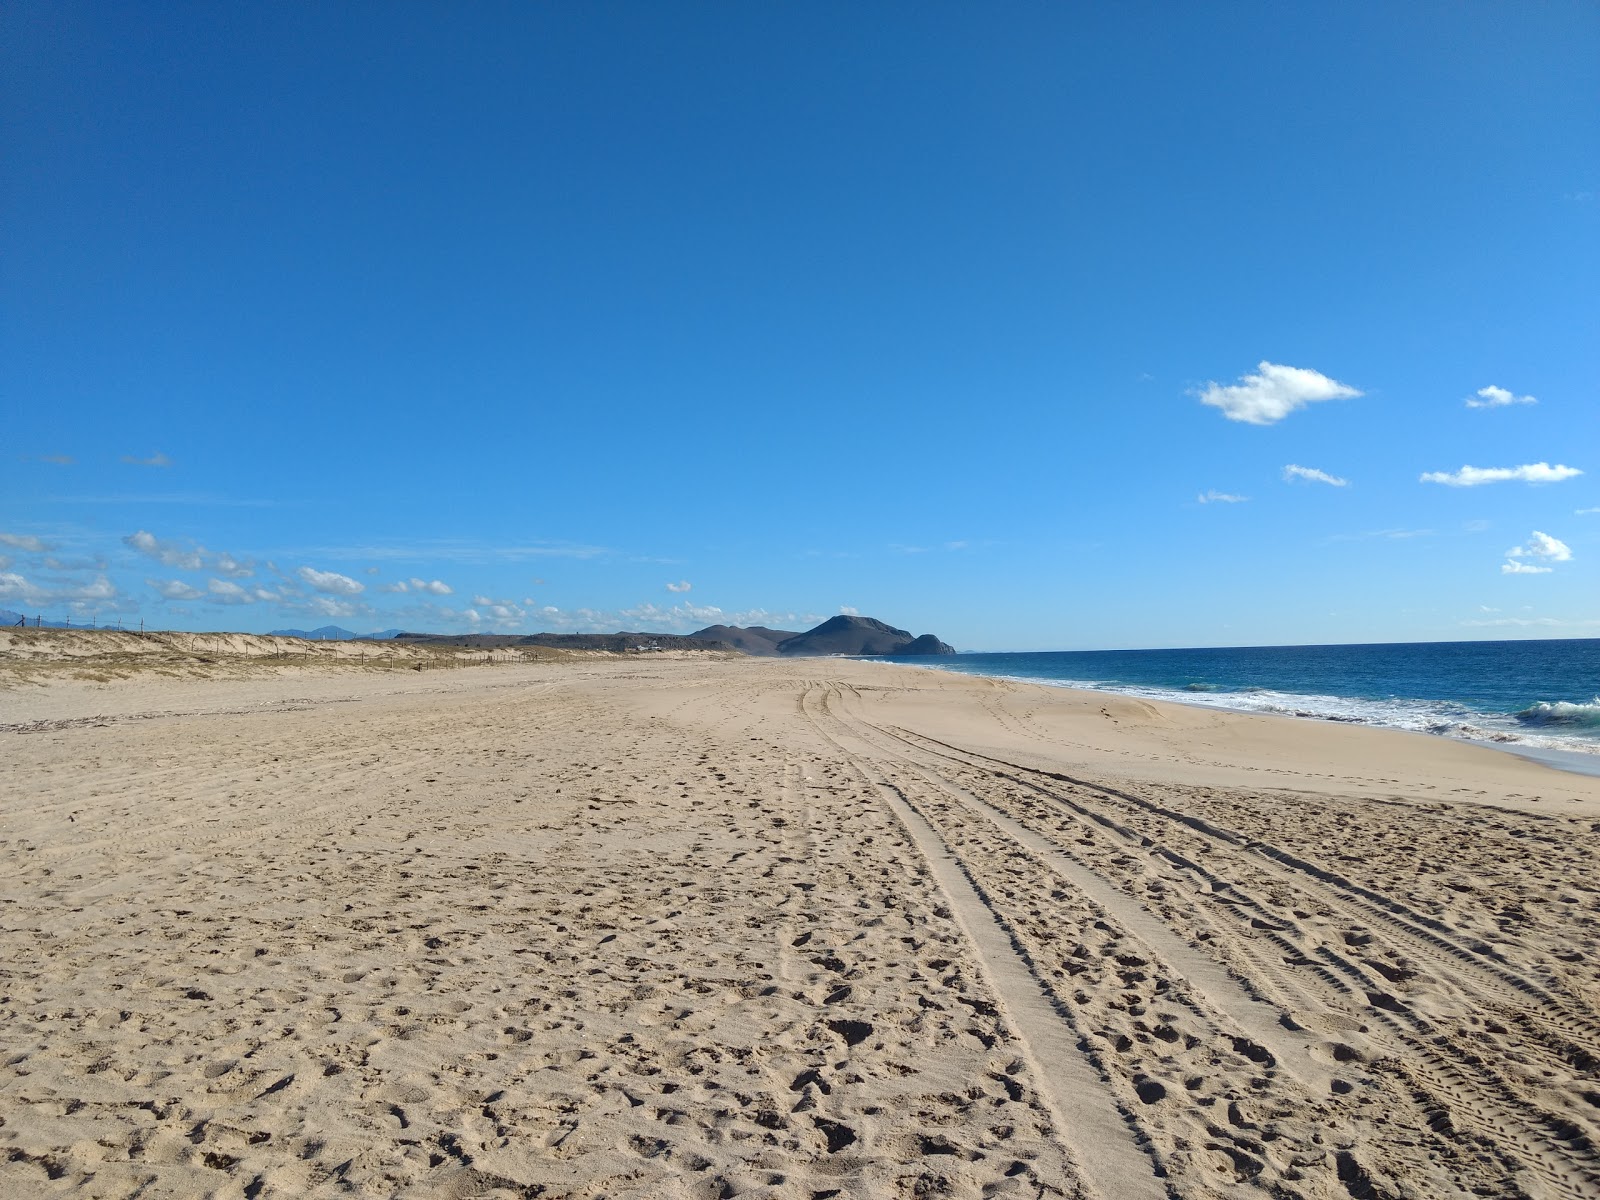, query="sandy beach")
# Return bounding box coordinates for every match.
[4,644,1600,1199]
